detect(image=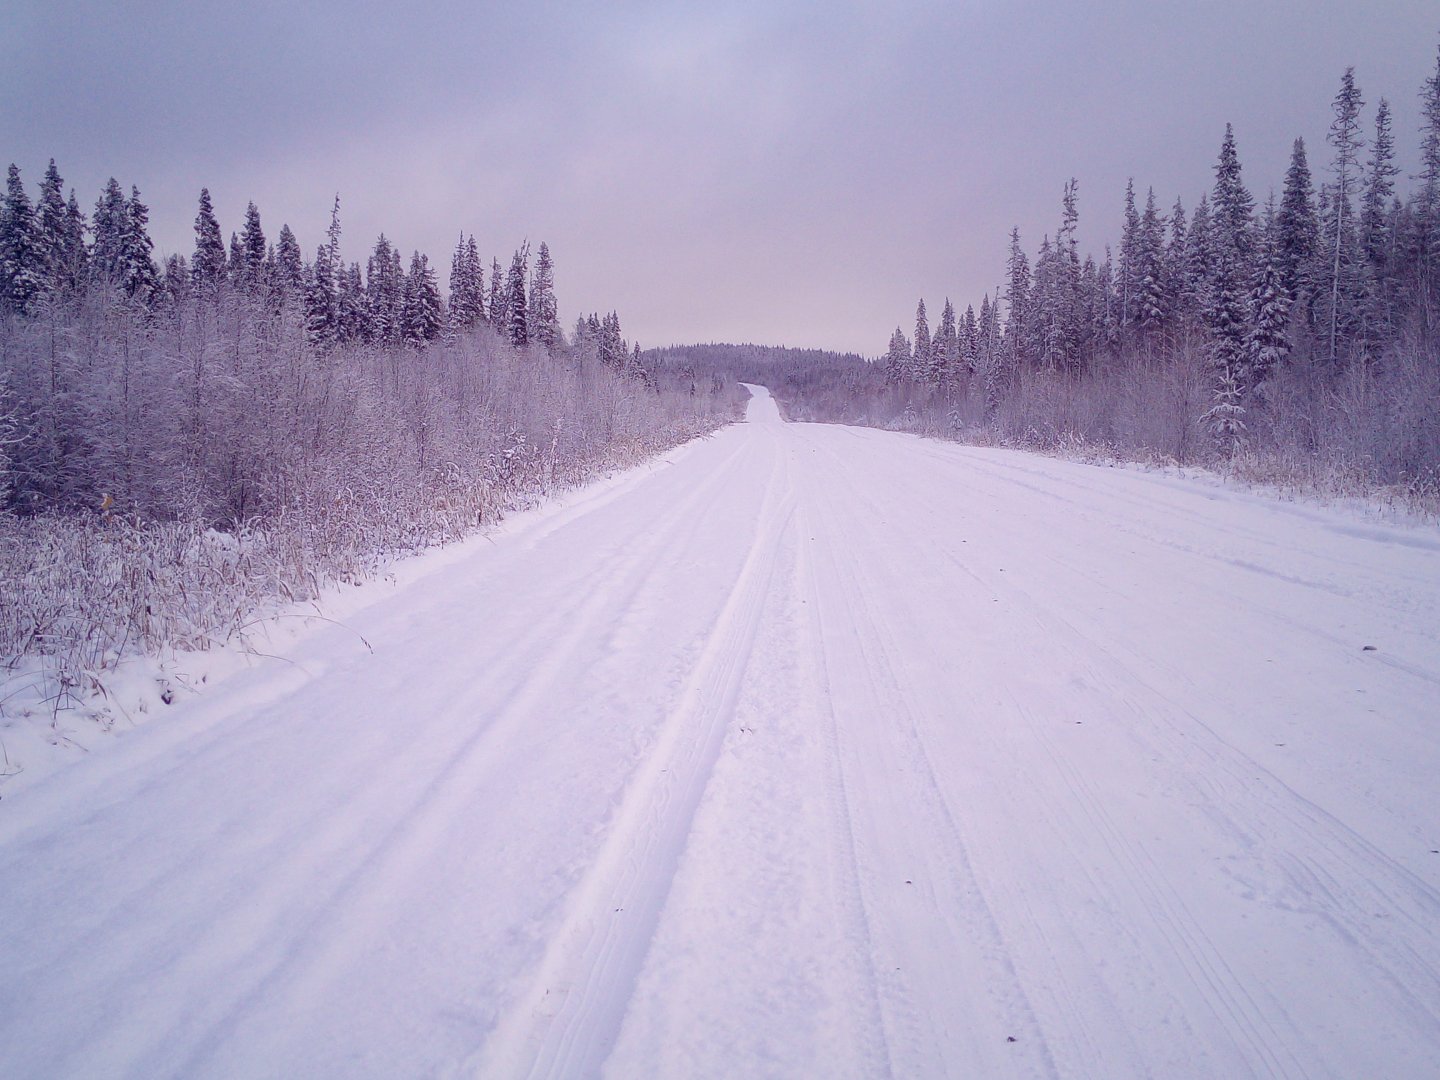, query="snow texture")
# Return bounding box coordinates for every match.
[2,385,1439,1078]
